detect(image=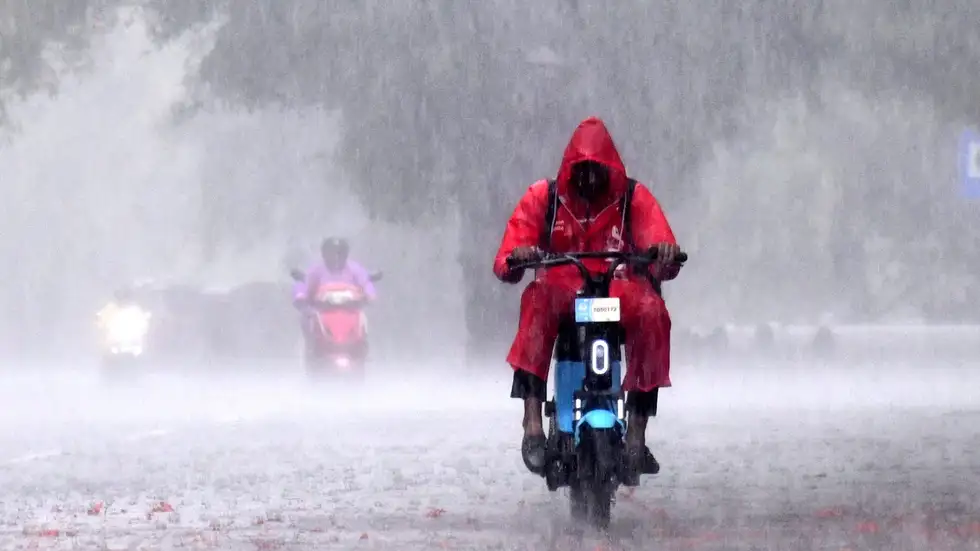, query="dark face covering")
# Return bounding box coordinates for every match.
[570,161,610,202]
[322,251,346,271]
